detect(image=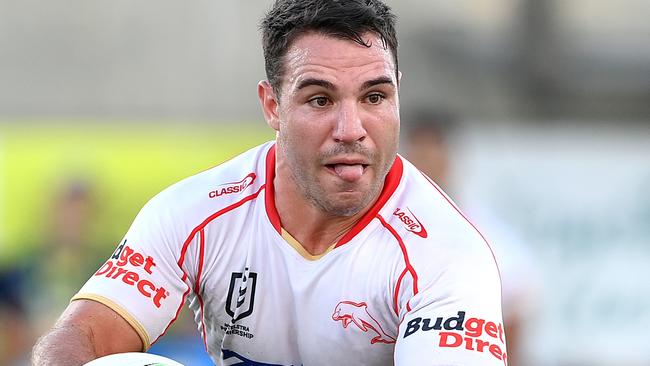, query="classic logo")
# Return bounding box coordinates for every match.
[332,301,396,344]
[94,240,169,308]
[403,311,507,364]
[225,267,257,323]
[209,173,256,198]
[393,207,428,238]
